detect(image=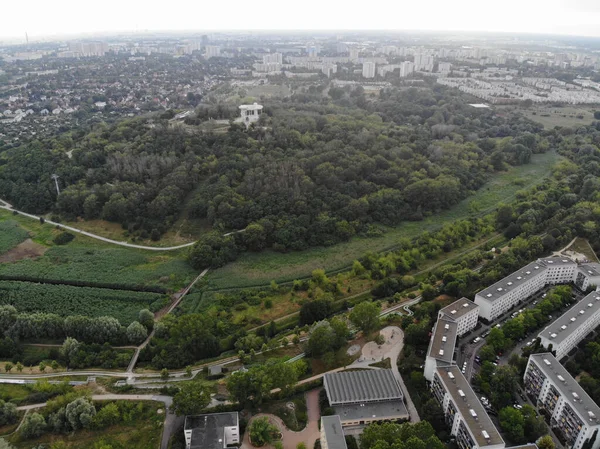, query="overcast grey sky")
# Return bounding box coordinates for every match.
[2,0,600,40]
